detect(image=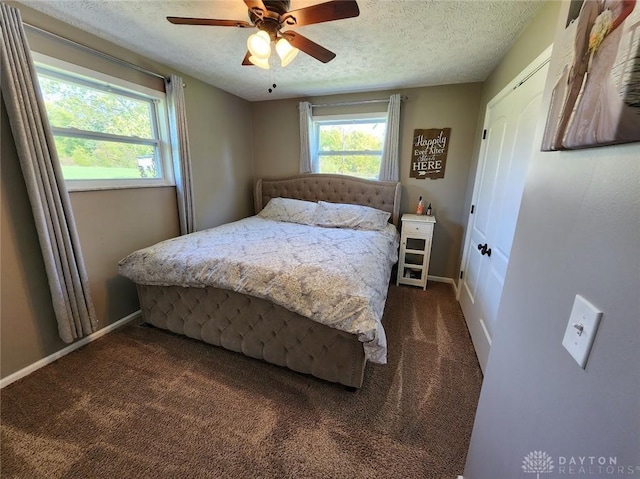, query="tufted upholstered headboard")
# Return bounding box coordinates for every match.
[254,174,402,227]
